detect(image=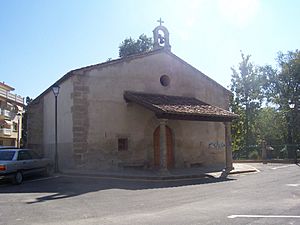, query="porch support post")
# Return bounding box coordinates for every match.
[224,122,234,172]
[159,119,168,173]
